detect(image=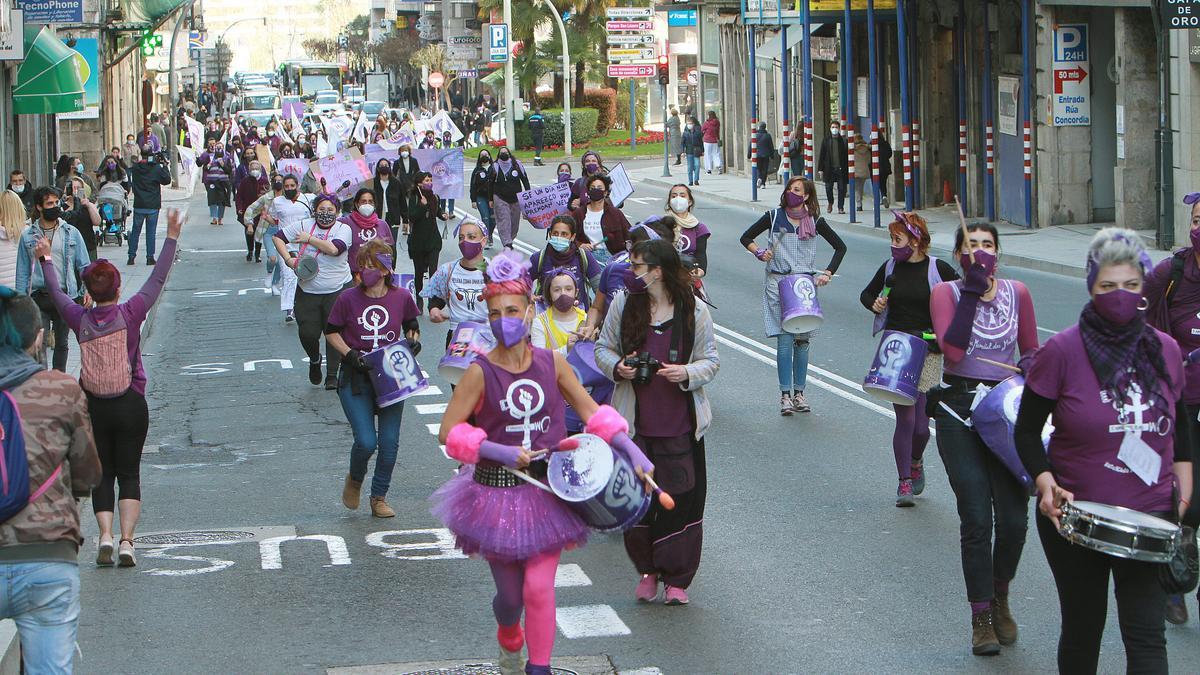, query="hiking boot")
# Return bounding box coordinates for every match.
[663,585,689,605]
[342,475,361,510]
[911,460,926,496]
[370,496,396,518]
[1166,594,1189,625]
[635,575,659,602]
[792,391,811,413]
[971,609,1001,656]
[779,393,794,416]
[993,592,1018,645]
[896,479,915,507]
